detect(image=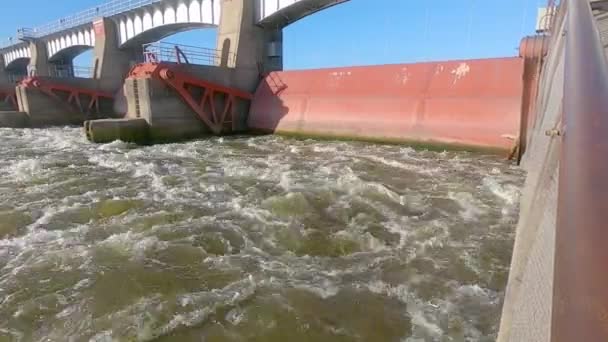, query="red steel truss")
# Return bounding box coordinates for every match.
[19,77,113,115]
[128,63,253,134]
